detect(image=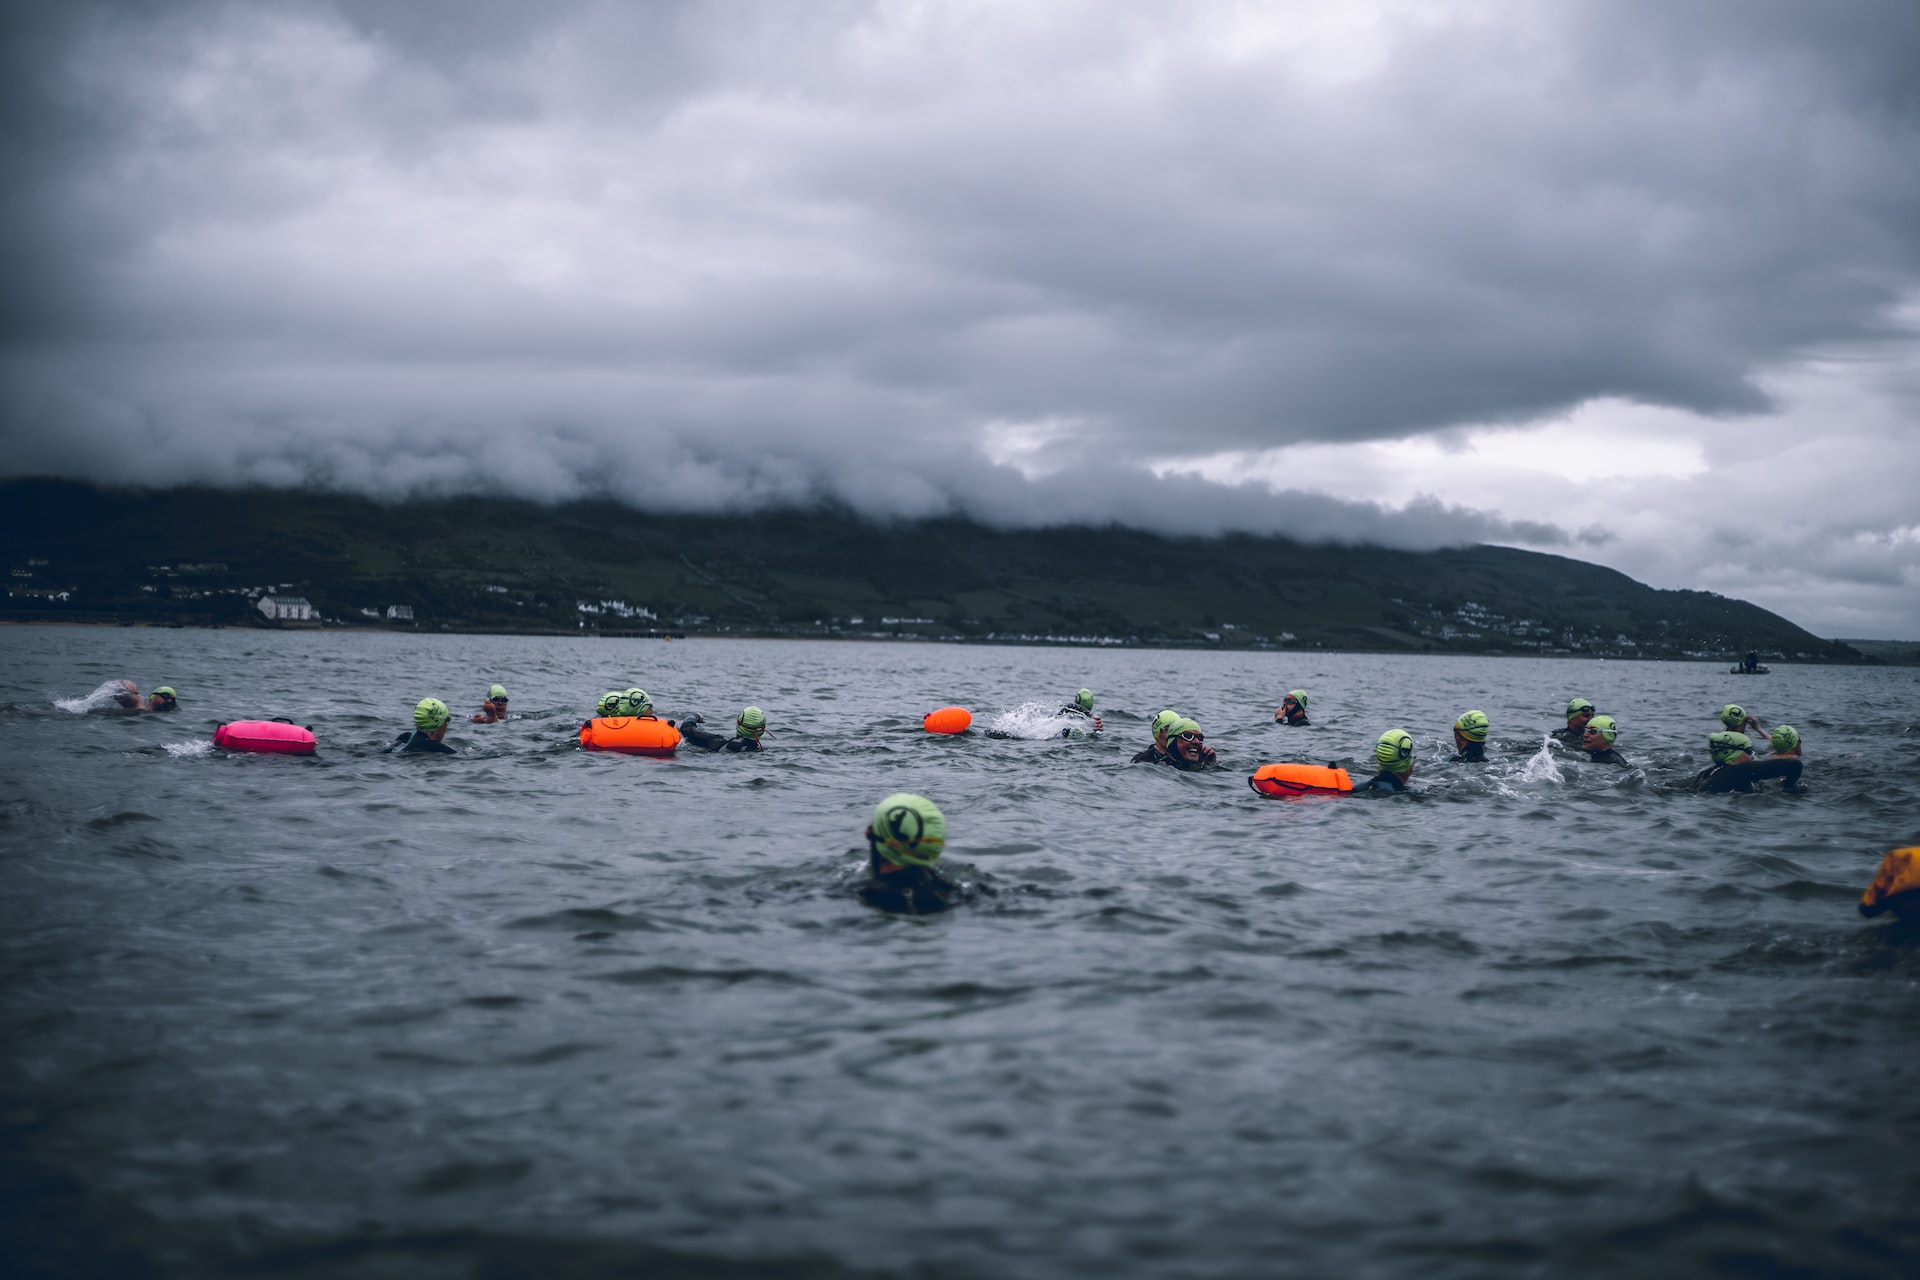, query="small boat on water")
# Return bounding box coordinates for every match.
[1730,664,1772,675]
